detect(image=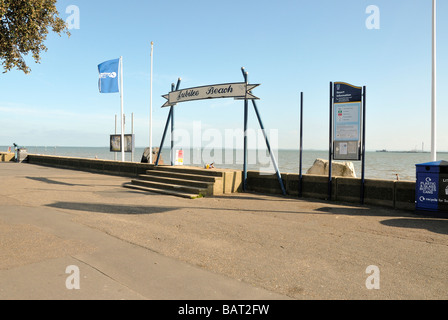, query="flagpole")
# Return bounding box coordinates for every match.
[149,41,154,164]
[114,114,117,161]
[431,0,437,161]
[120,56,125,162]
